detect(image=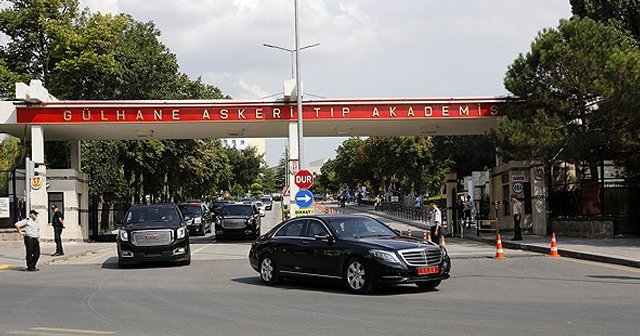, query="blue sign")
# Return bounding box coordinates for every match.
[295,189,314,208]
